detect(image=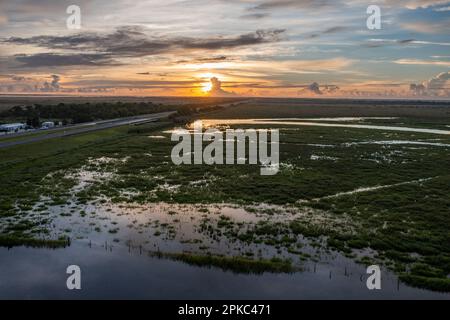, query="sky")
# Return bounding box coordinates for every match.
[0,0,449,98]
